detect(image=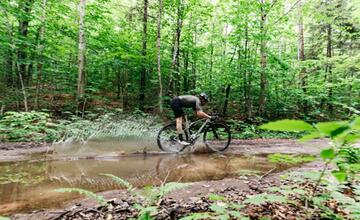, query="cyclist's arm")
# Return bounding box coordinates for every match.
[196,110,211,119]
